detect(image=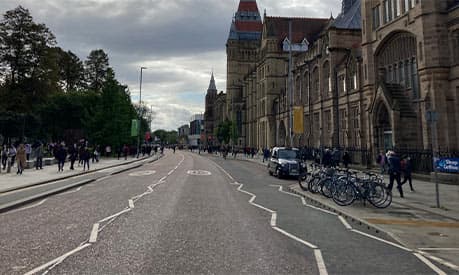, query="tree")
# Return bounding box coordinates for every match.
[0,6,56,85]
[215,120,233,144]
[85,49,109,92]
[56,48,85,92]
